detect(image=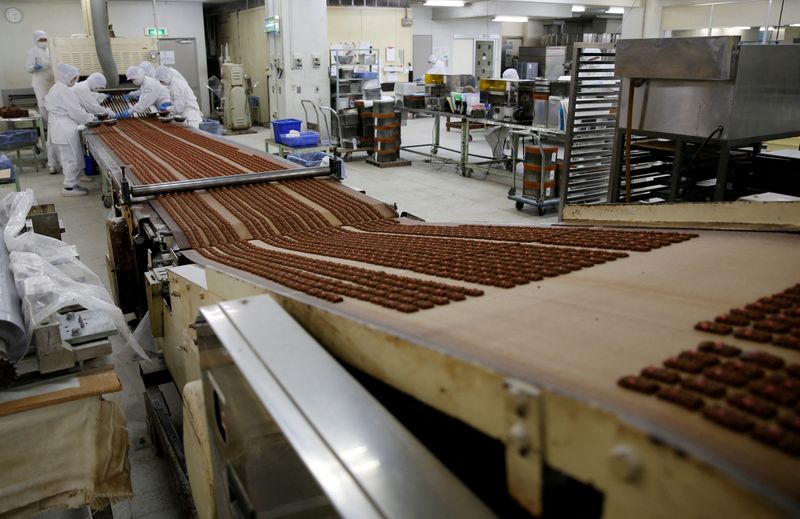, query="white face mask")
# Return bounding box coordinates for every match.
[37,41,47,49]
